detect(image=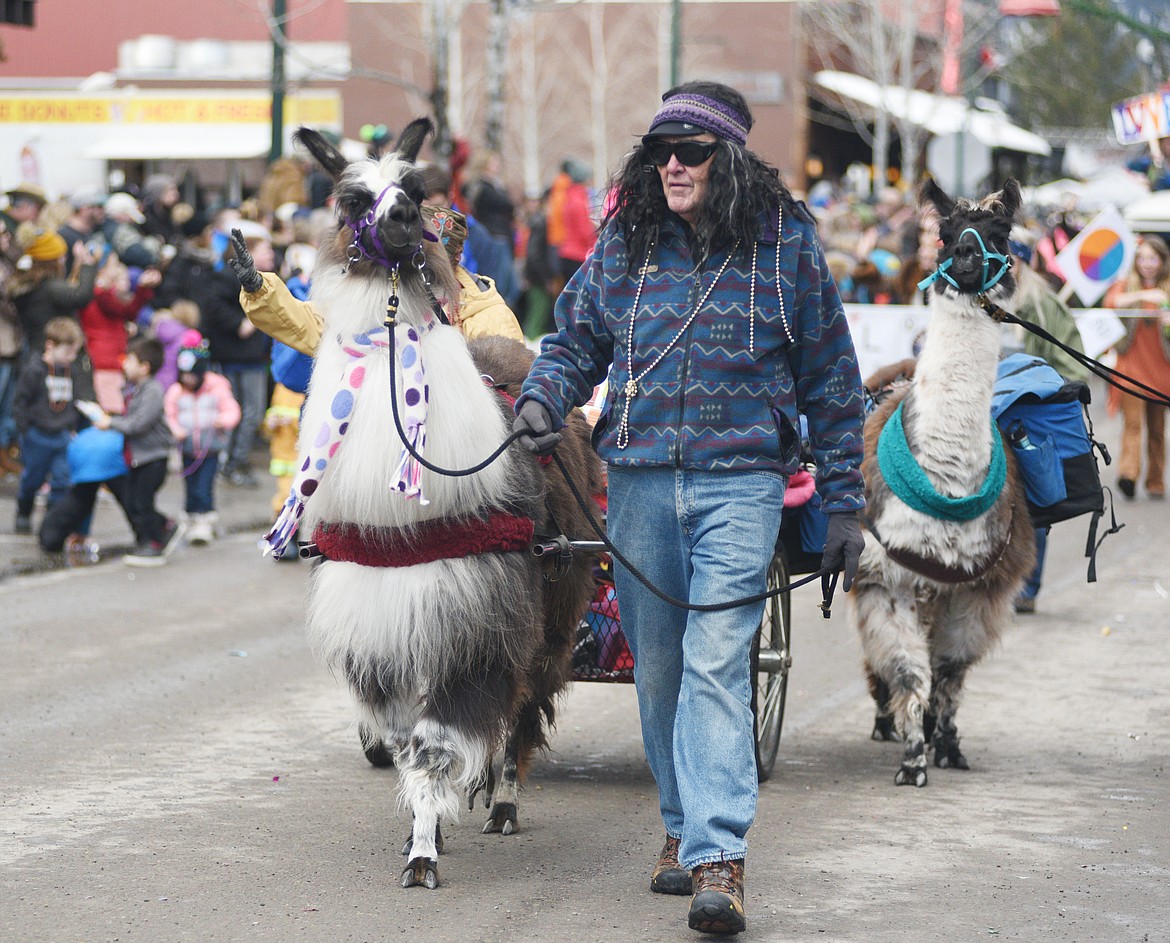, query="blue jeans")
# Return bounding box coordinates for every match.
[183,450,219,514]
[0,357,18,448]
[607,465,786,871]
[1021,526,1048,599]
[17,427,72,512]
[219,362,268,471]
